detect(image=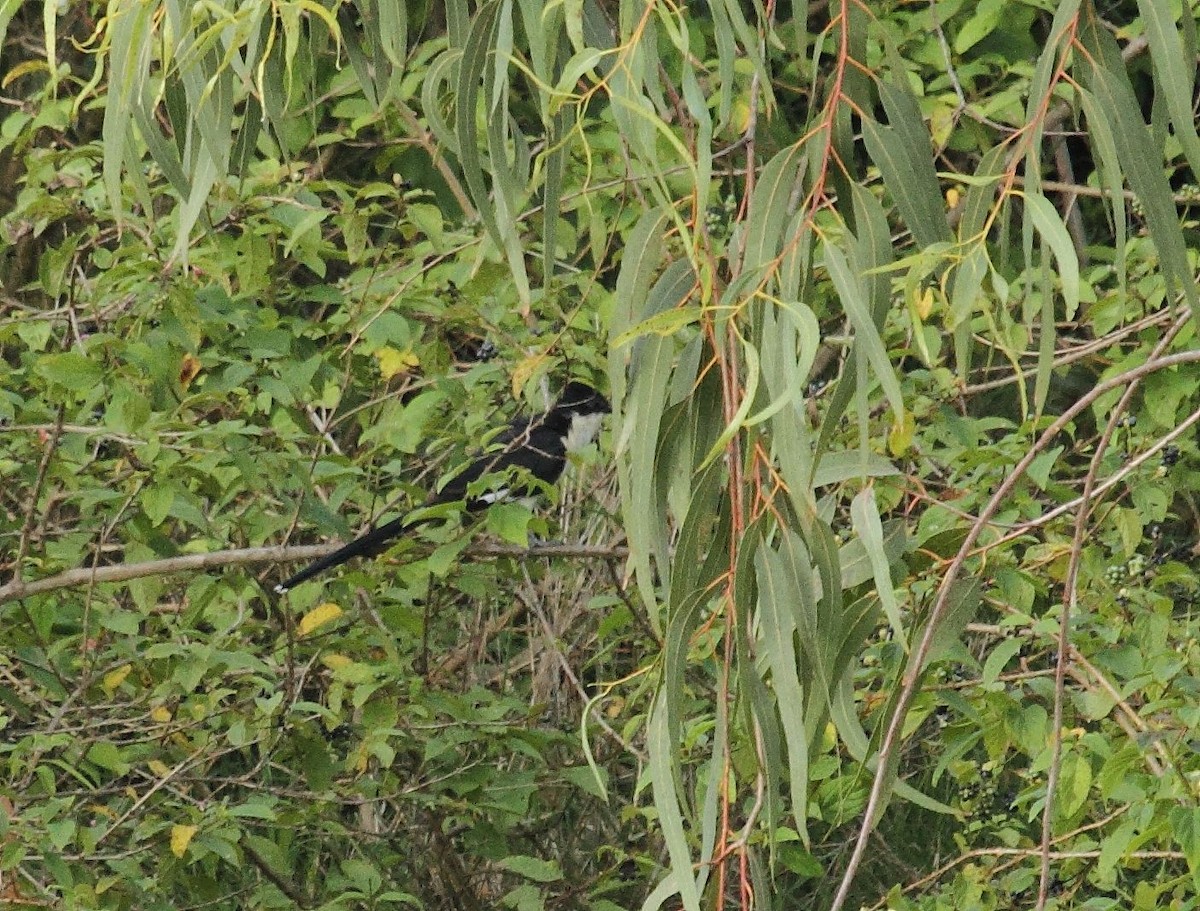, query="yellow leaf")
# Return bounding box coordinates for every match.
[102,665,131,695]
[731,97,752,135]
[299,603,343,637]
[150,705,173,723]
[611,305,704,349]
[916,286,935,320]
[375,346,418,380]
[3,59,49,89]
[178,353,202,389]
[888,411,916,457]
[170,824,197,858]
[929,100,958,149]
[511,354,550,398]
[321,653,353,670]
[148,760,170,776]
